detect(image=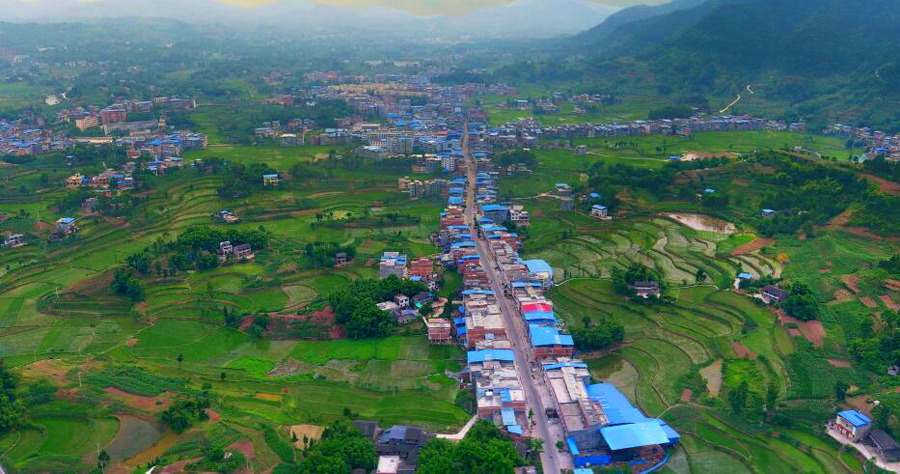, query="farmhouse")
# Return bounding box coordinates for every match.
[412,292,433,308]
[833,410,872,442]
[590,205,608,219]
[630,281,660,298]
[393,294,410,309]
[379,252,408,279]
[262,174,280,186]
[523,259,554,289]
[377,301,401,319]
[232,243,253,260]
[761,285,788,304]
[334,252,349,265]
[397,309,418,325]
[56,217,77,234]
[2,234,25,248]
[376,425,432,464]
